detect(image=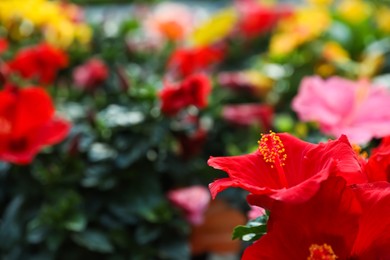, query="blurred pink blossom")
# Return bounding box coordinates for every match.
[143,2,194,43]
[73,58,108,91]
[167,186,211,225]
[248,205,266,220]
[292,76,390,144]
[222,104,273,130]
